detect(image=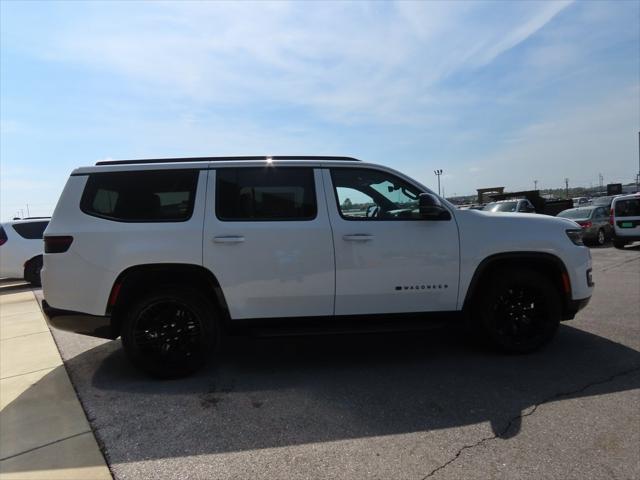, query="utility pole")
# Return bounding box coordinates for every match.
[26,204,30,217]
[434,169,443,196]
[565,178,569,199]
[598,173,604,194]
[534,179,538,191]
